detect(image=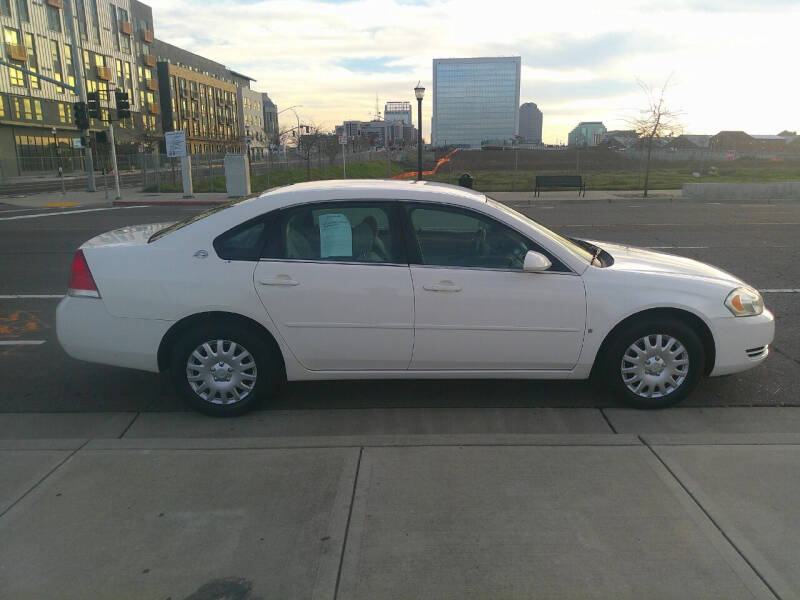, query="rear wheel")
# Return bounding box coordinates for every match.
[604,318,705,409]
[170,321,280,416]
